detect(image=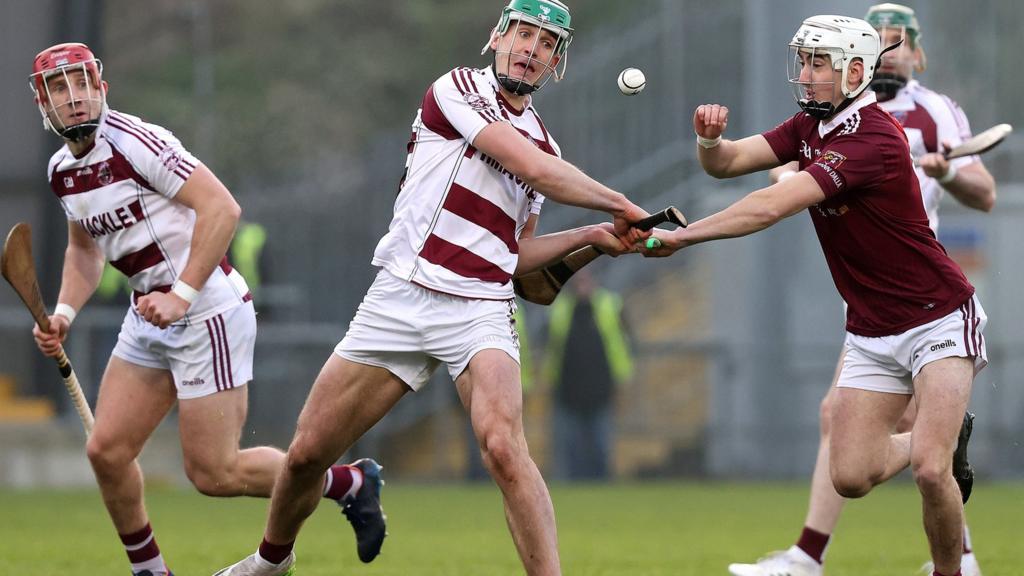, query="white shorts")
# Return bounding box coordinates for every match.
[838,295,987,395]
[111,301,256,399]
[335,270,520,391]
